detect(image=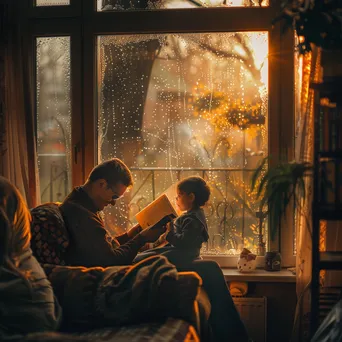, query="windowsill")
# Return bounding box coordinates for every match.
[202,254,266,268]
[221,268,296,283]
[201,255,296,282]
